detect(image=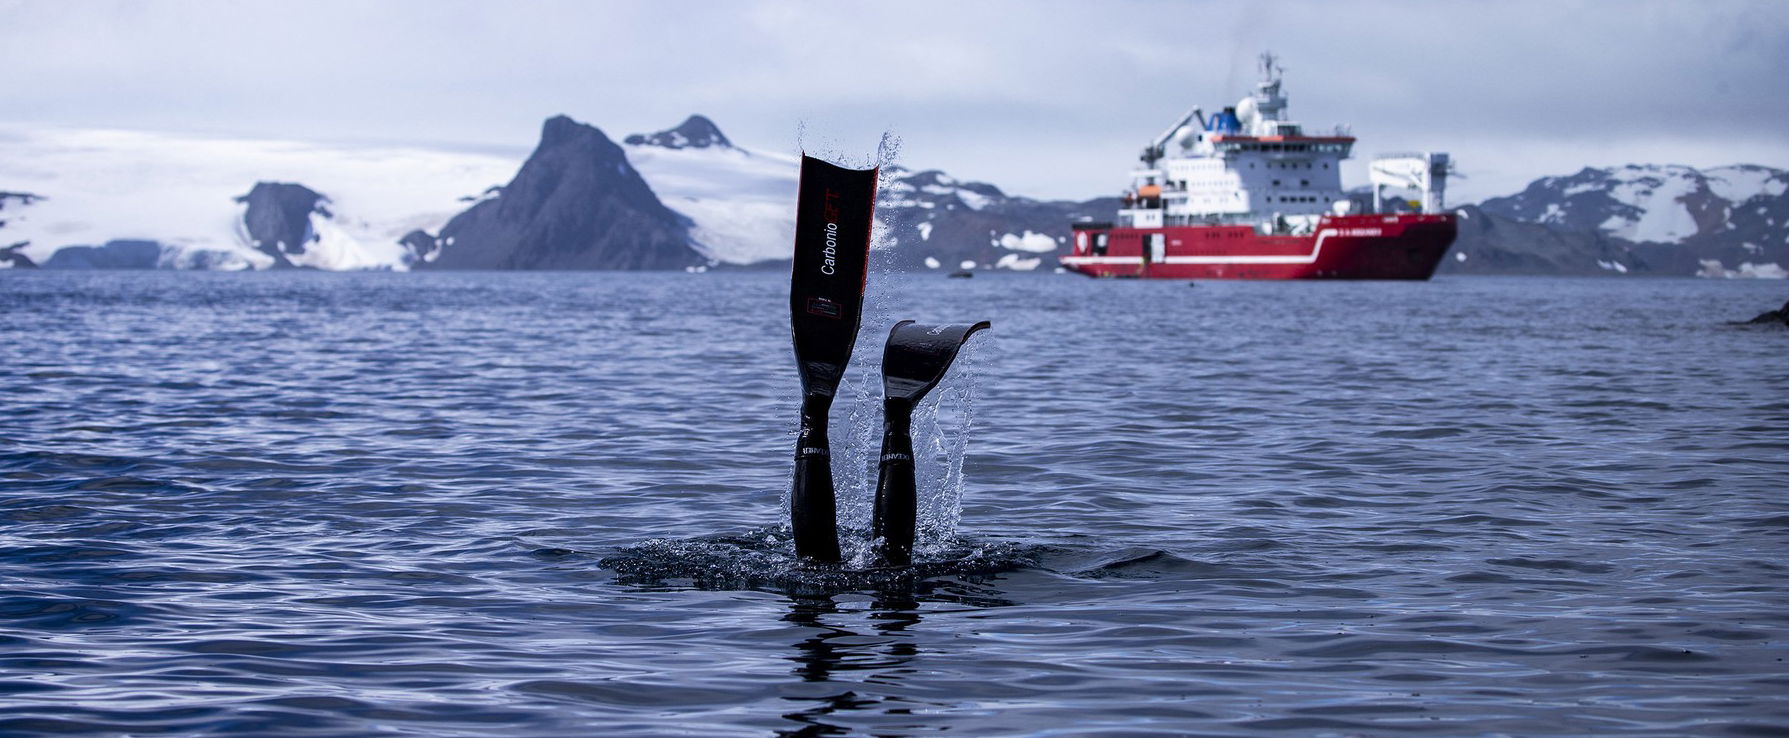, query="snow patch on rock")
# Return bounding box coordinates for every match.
[1707,165,1787,203]
[1698,258,1788,279]
[289,211,414,271]
[994,253,1041,271]
[1598,168,1699,243]
[956,189,992,210]
[997,231,1057,253]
